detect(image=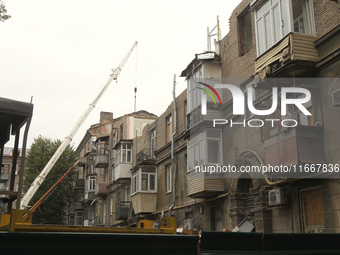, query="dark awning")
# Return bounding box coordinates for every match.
[0,97,33,145]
